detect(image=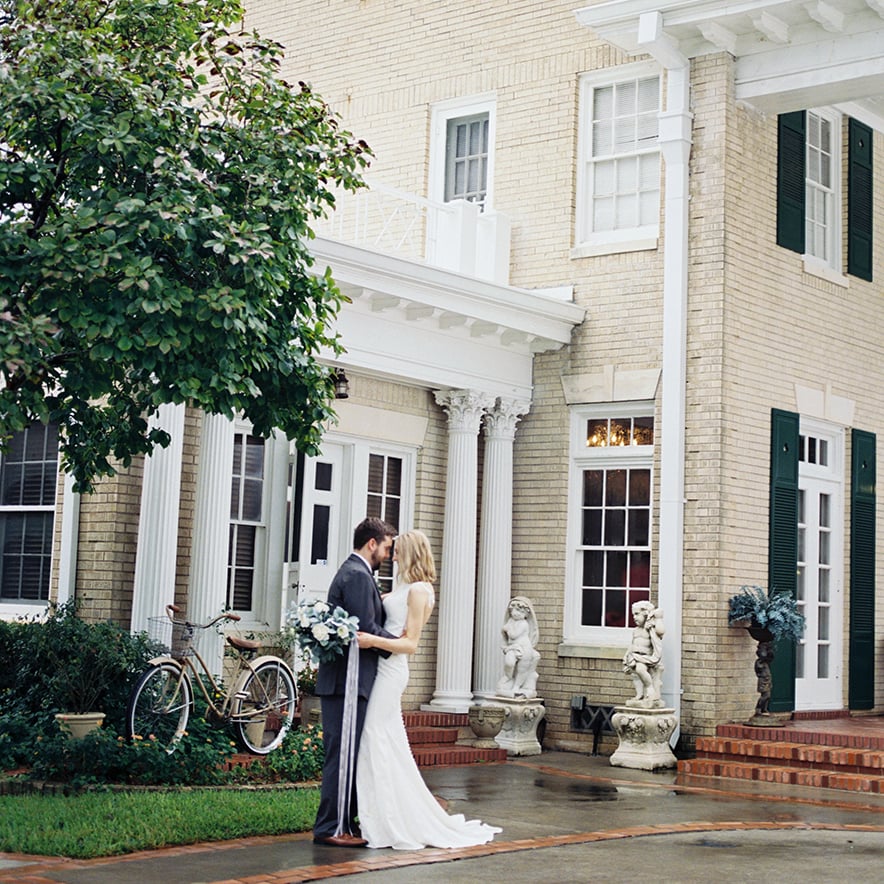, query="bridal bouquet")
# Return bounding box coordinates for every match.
[287,599,359,665]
